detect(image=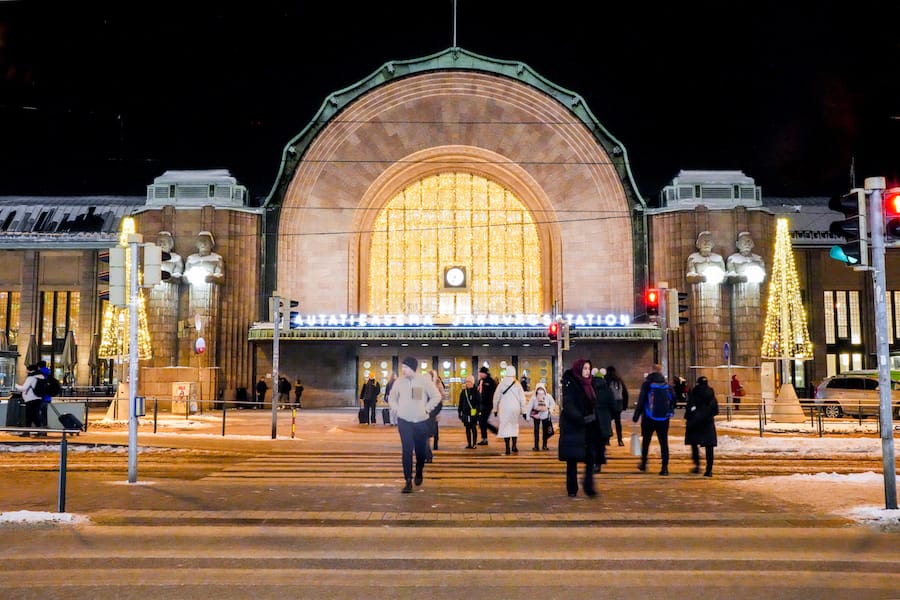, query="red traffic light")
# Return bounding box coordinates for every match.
[885,187,900,241]
[645,288,660,316]
[548,322,560,341]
